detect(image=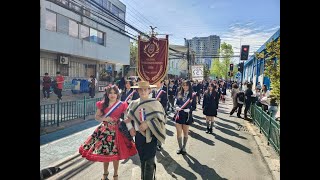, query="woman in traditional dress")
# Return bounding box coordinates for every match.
[79,85,137,180]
